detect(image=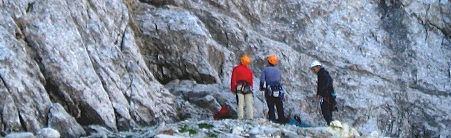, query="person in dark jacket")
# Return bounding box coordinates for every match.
[260,55,287,123]
[311,60,337,126]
